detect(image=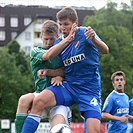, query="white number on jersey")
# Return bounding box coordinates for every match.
[90,98,98,106]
